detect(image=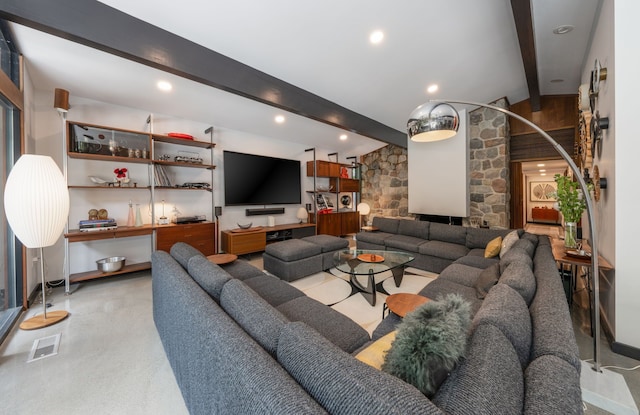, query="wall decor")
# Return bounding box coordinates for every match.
[530,181,557,202]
